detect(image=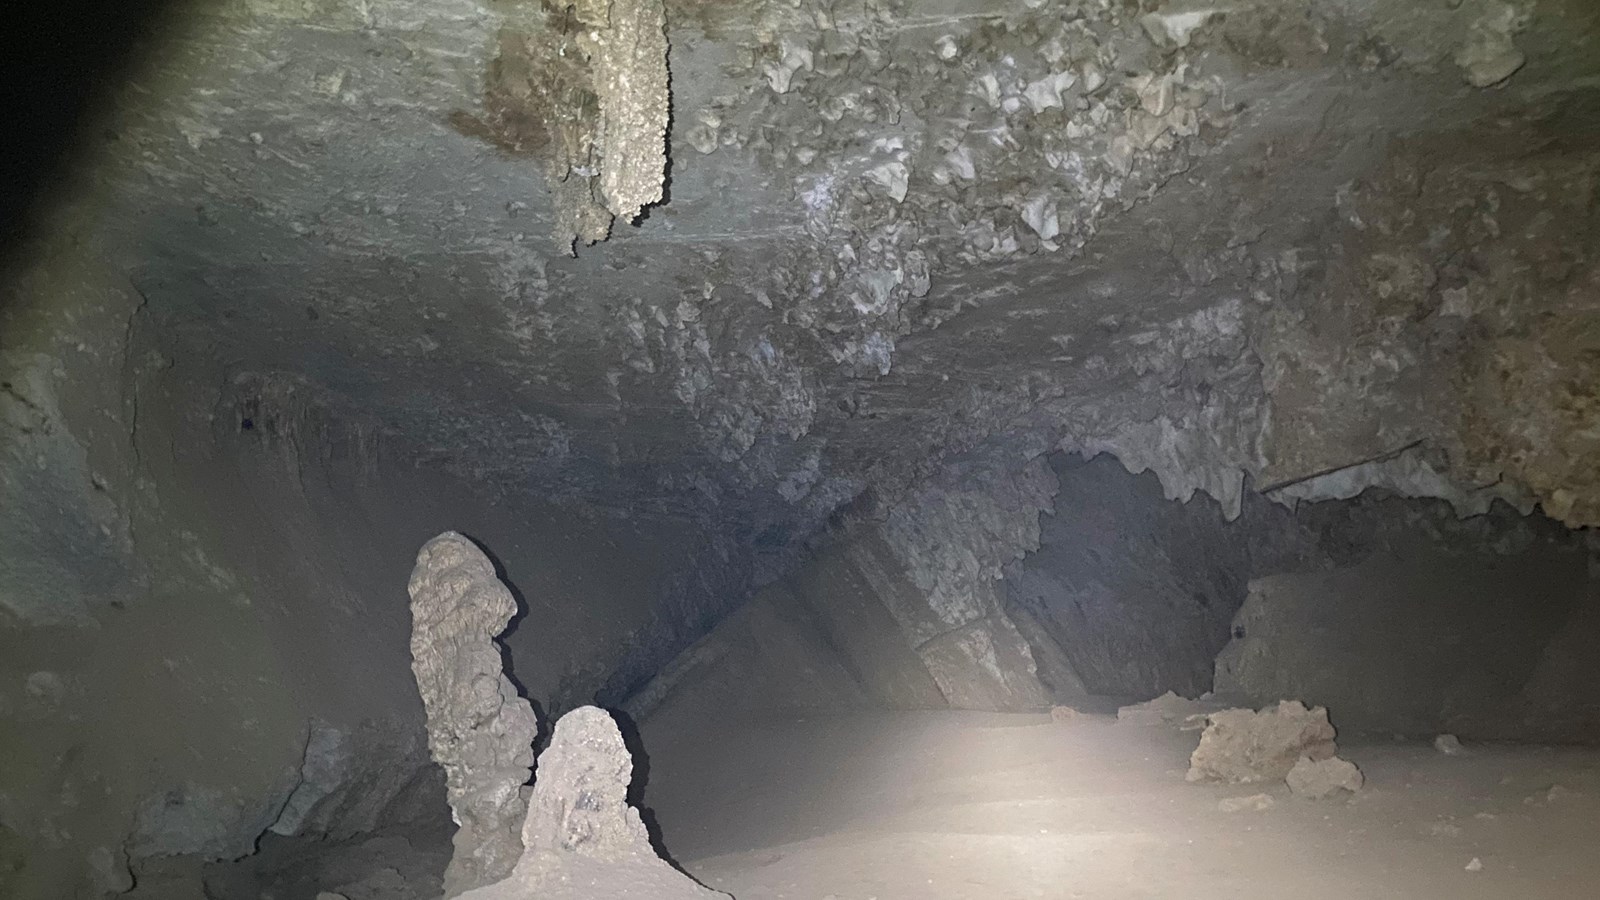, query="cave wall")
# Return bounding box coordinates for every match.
[630,455,1064,724]
[1004,453,1308,699]
[1216,506,1600,742]
[0,243,749,899]
[1008,452,1600,741]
